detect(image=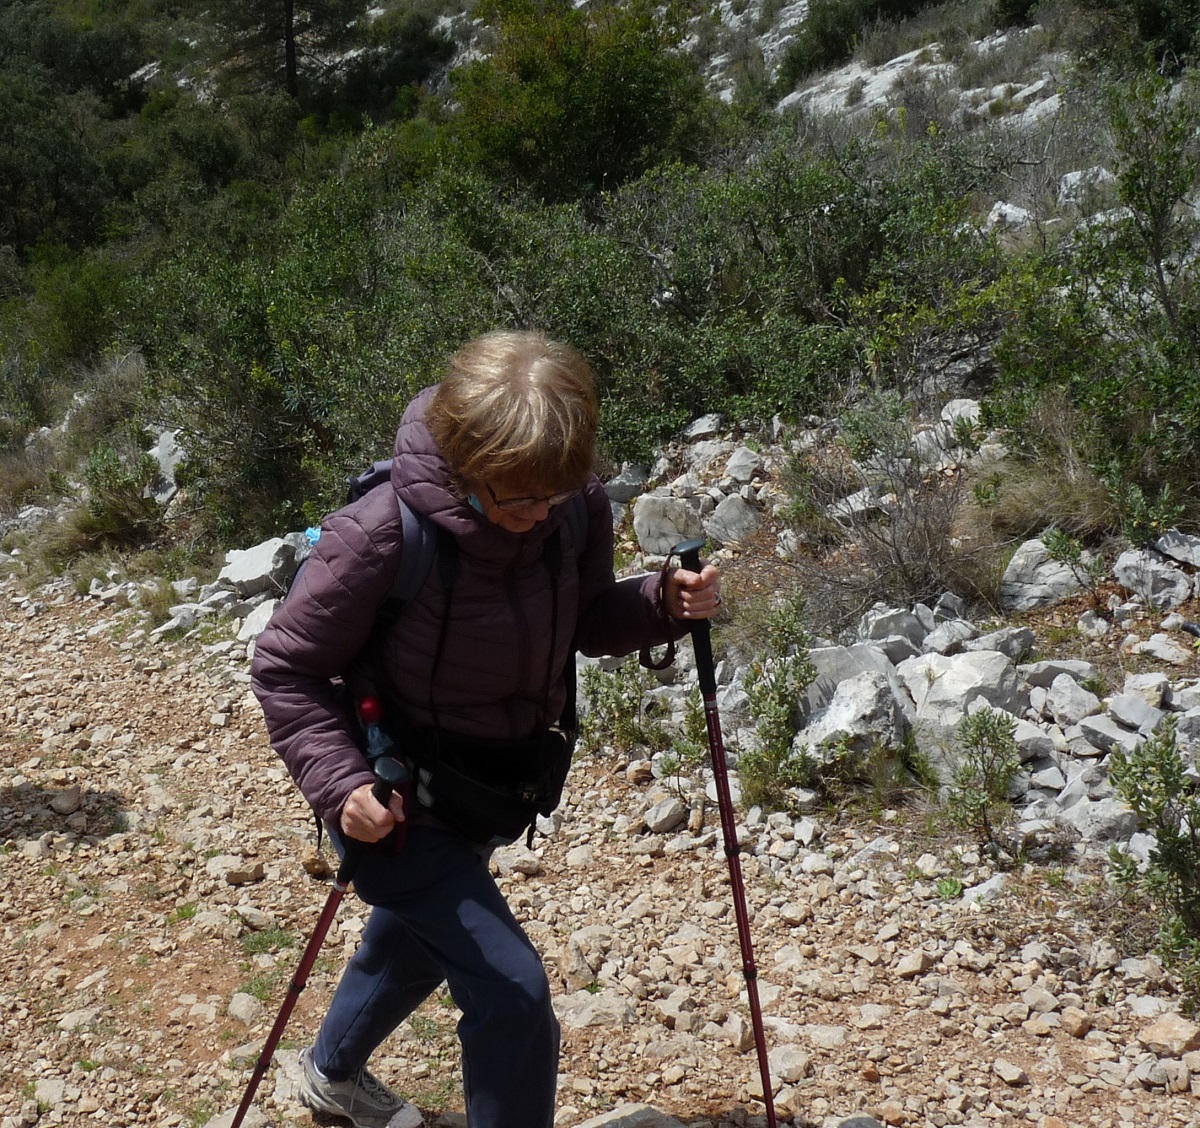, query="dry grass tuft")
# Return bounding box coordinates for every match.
[967,460,1116,542]
[973,392,1120,542]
